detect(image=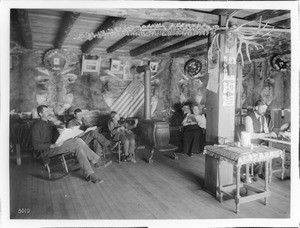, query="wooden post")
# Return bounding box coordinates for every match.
[206,21,237,144]
[205,17,237,189]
